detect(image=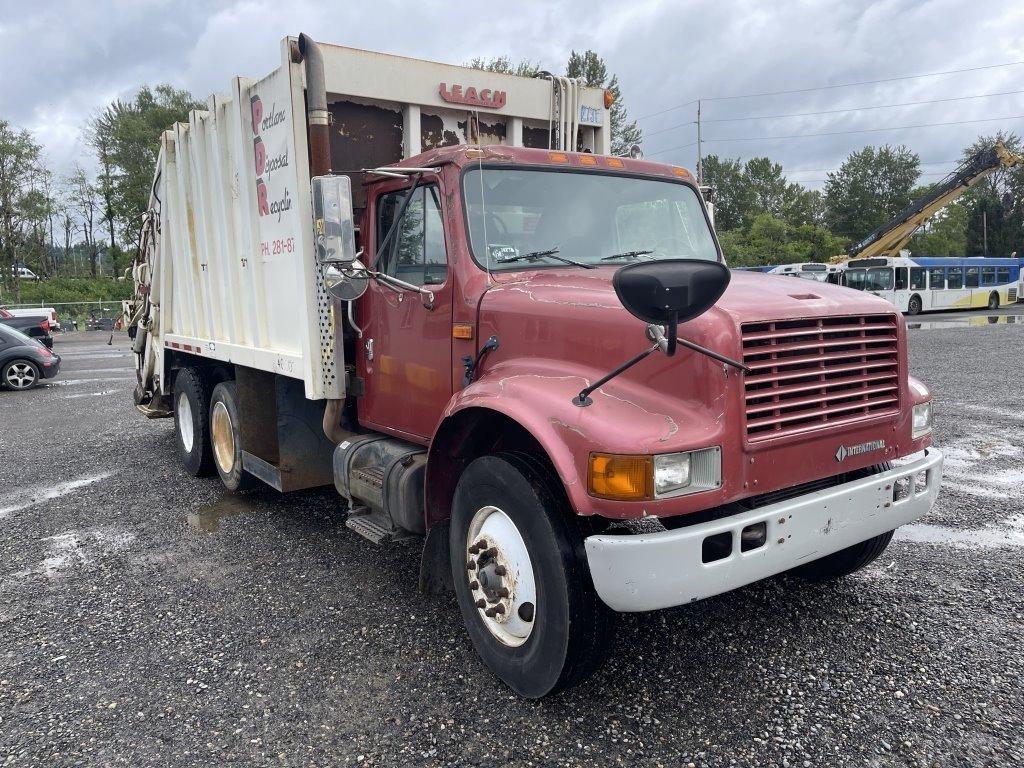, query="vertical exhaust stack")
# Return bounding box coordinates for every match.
[294,33,332,177]
[294,33,349,444]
